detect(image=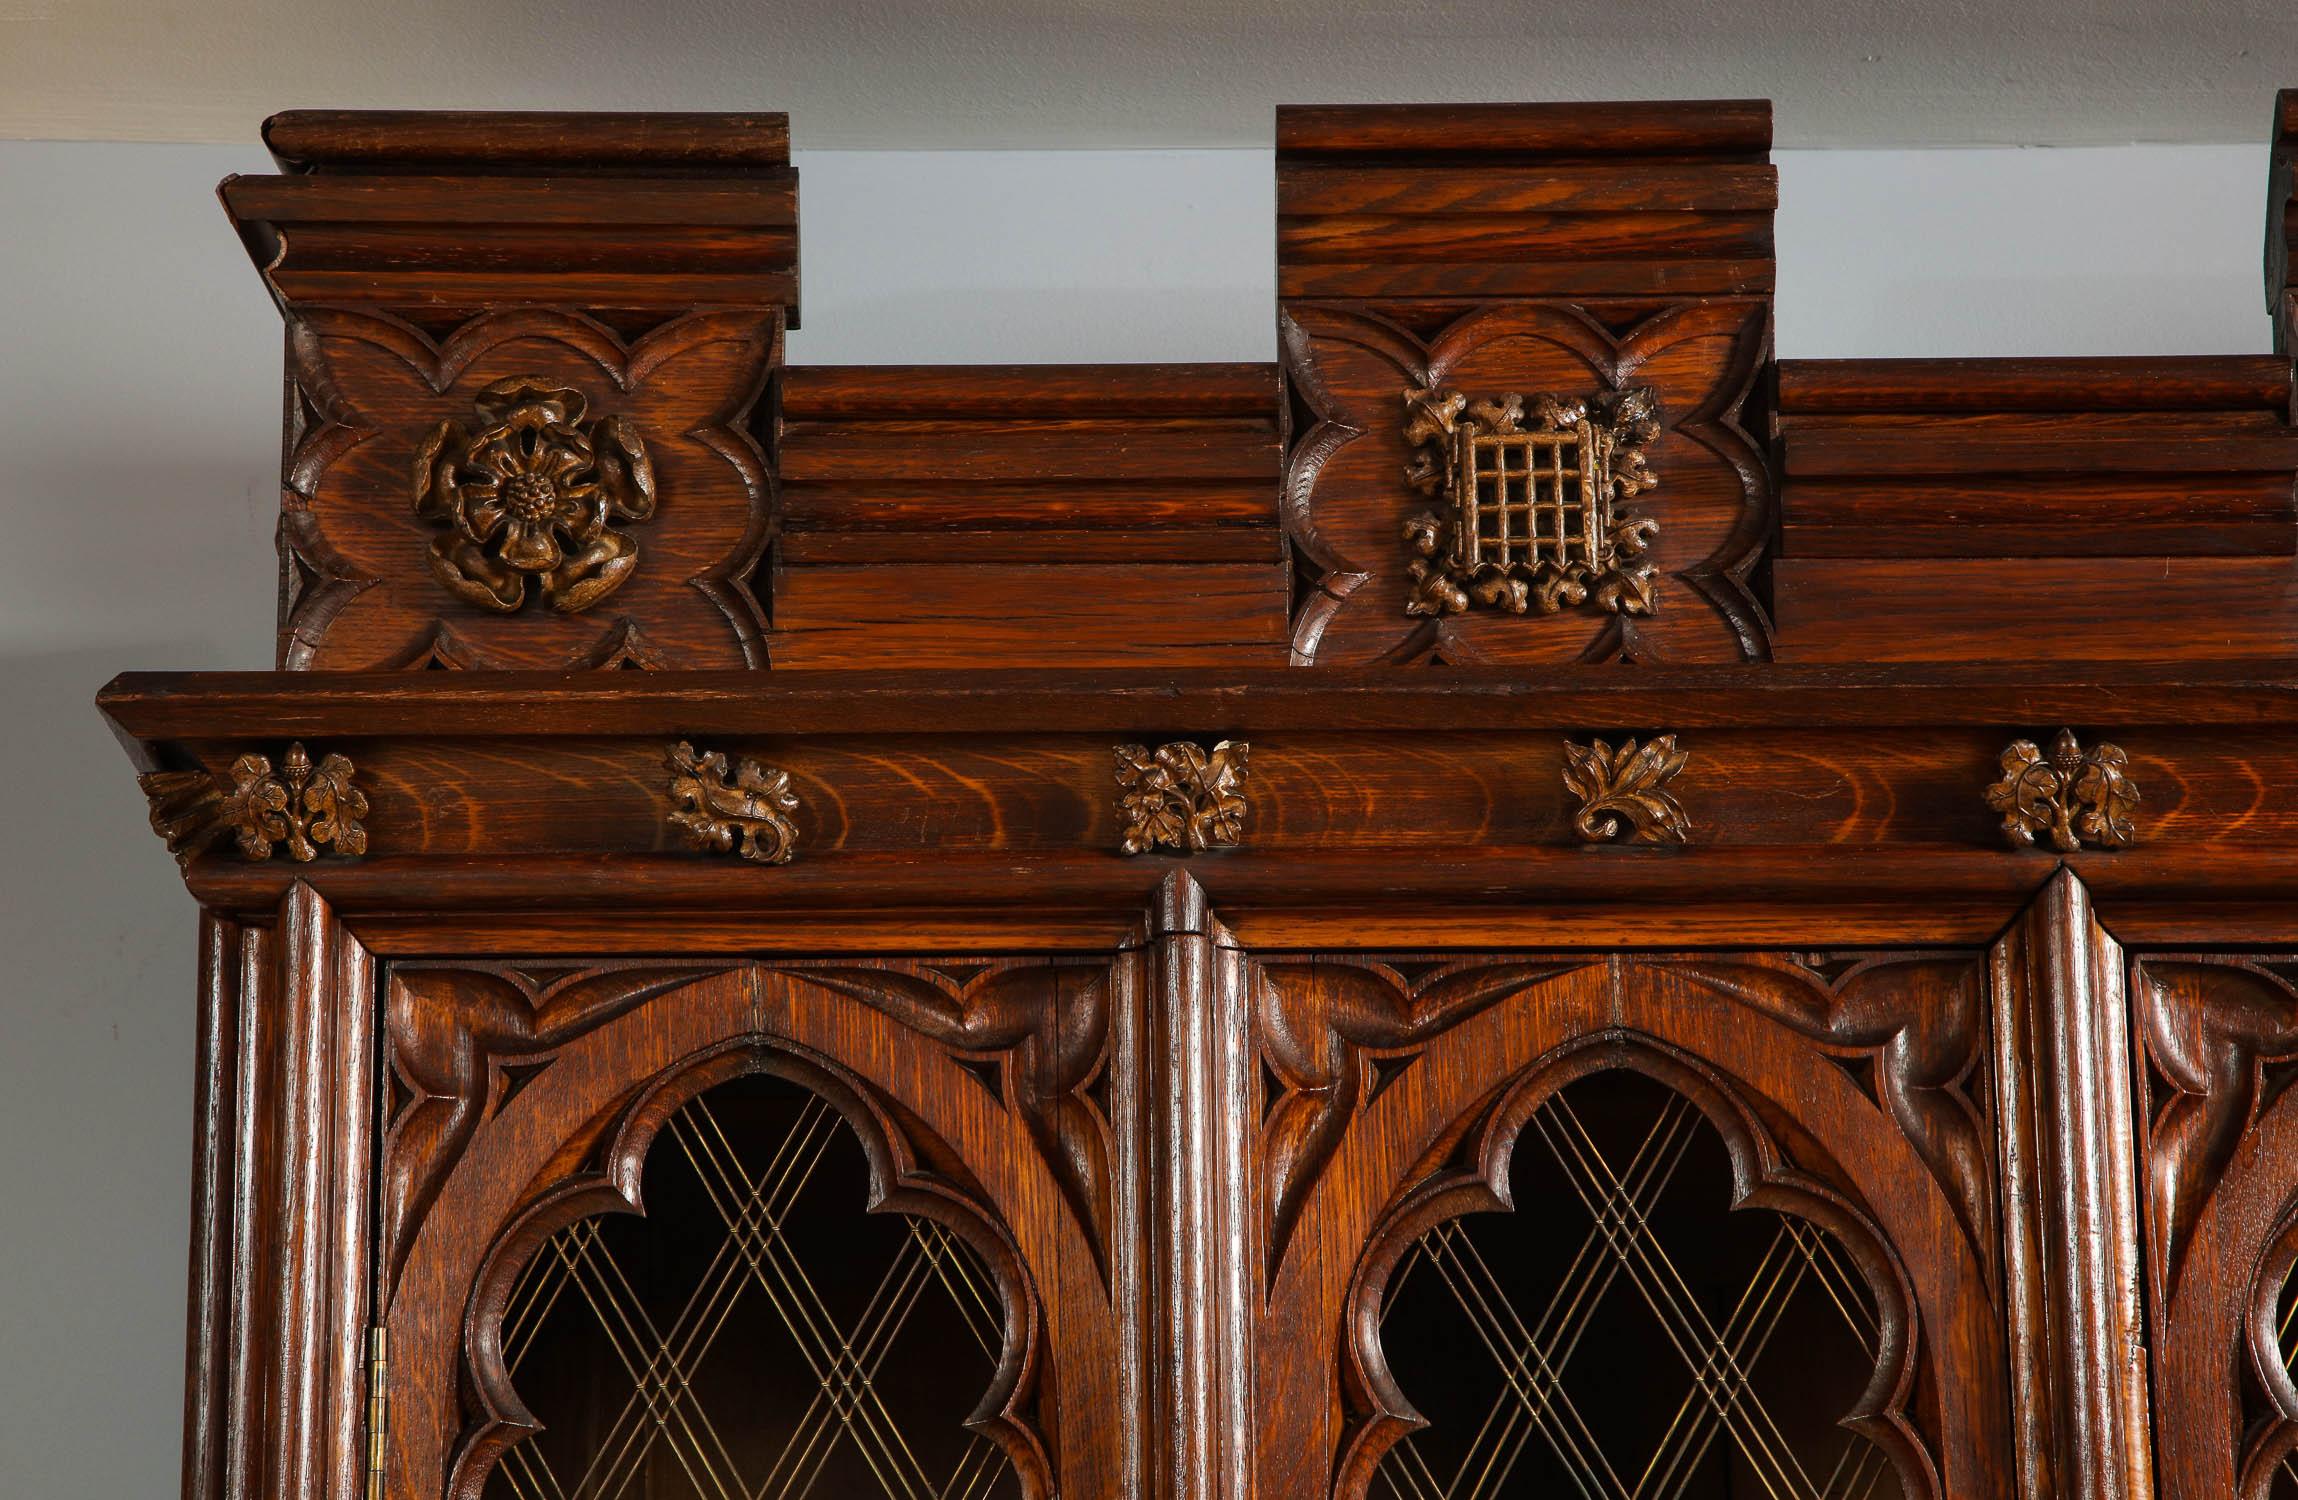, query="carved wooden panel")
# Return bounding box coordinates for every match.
[277,309,777,669]
[2133,953,2298,1498]
[1276,102,1776,666]
[376,958,1136,1499]
[114,91,2298,1500]
[221,111,794,670]
[1252,949,2009,1498]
